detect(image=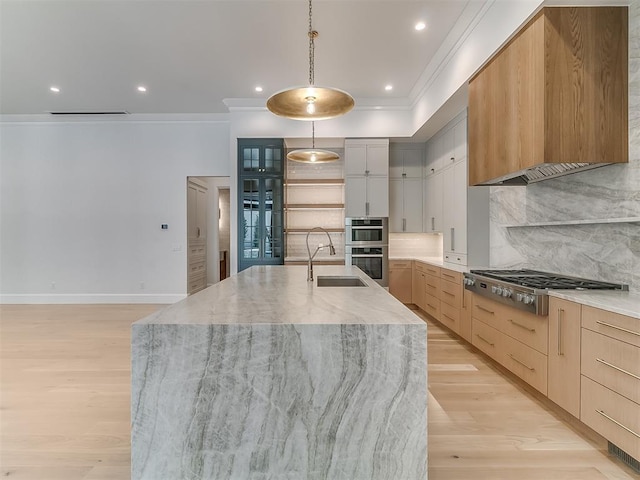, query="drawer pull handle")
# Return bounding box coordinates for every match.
[596,321,640,337]
[427,303,437,310]
[508,319,536,333]
[477,305,495,315]
[443,291,455,297]
[427,283,437,289]
[596,410,640,439]
[475,334,495,347]
[596,358,640,381]
[508,354,535,371]
[443,273,455,280]
[442,313,454,322]
[557,308,564,356]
